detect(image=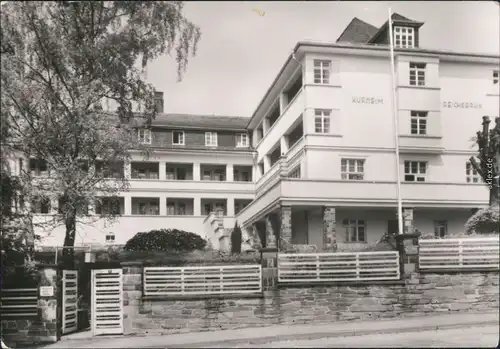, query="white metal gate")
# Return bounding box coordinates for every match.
[91,269,123,336]
[62,270,78,334]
